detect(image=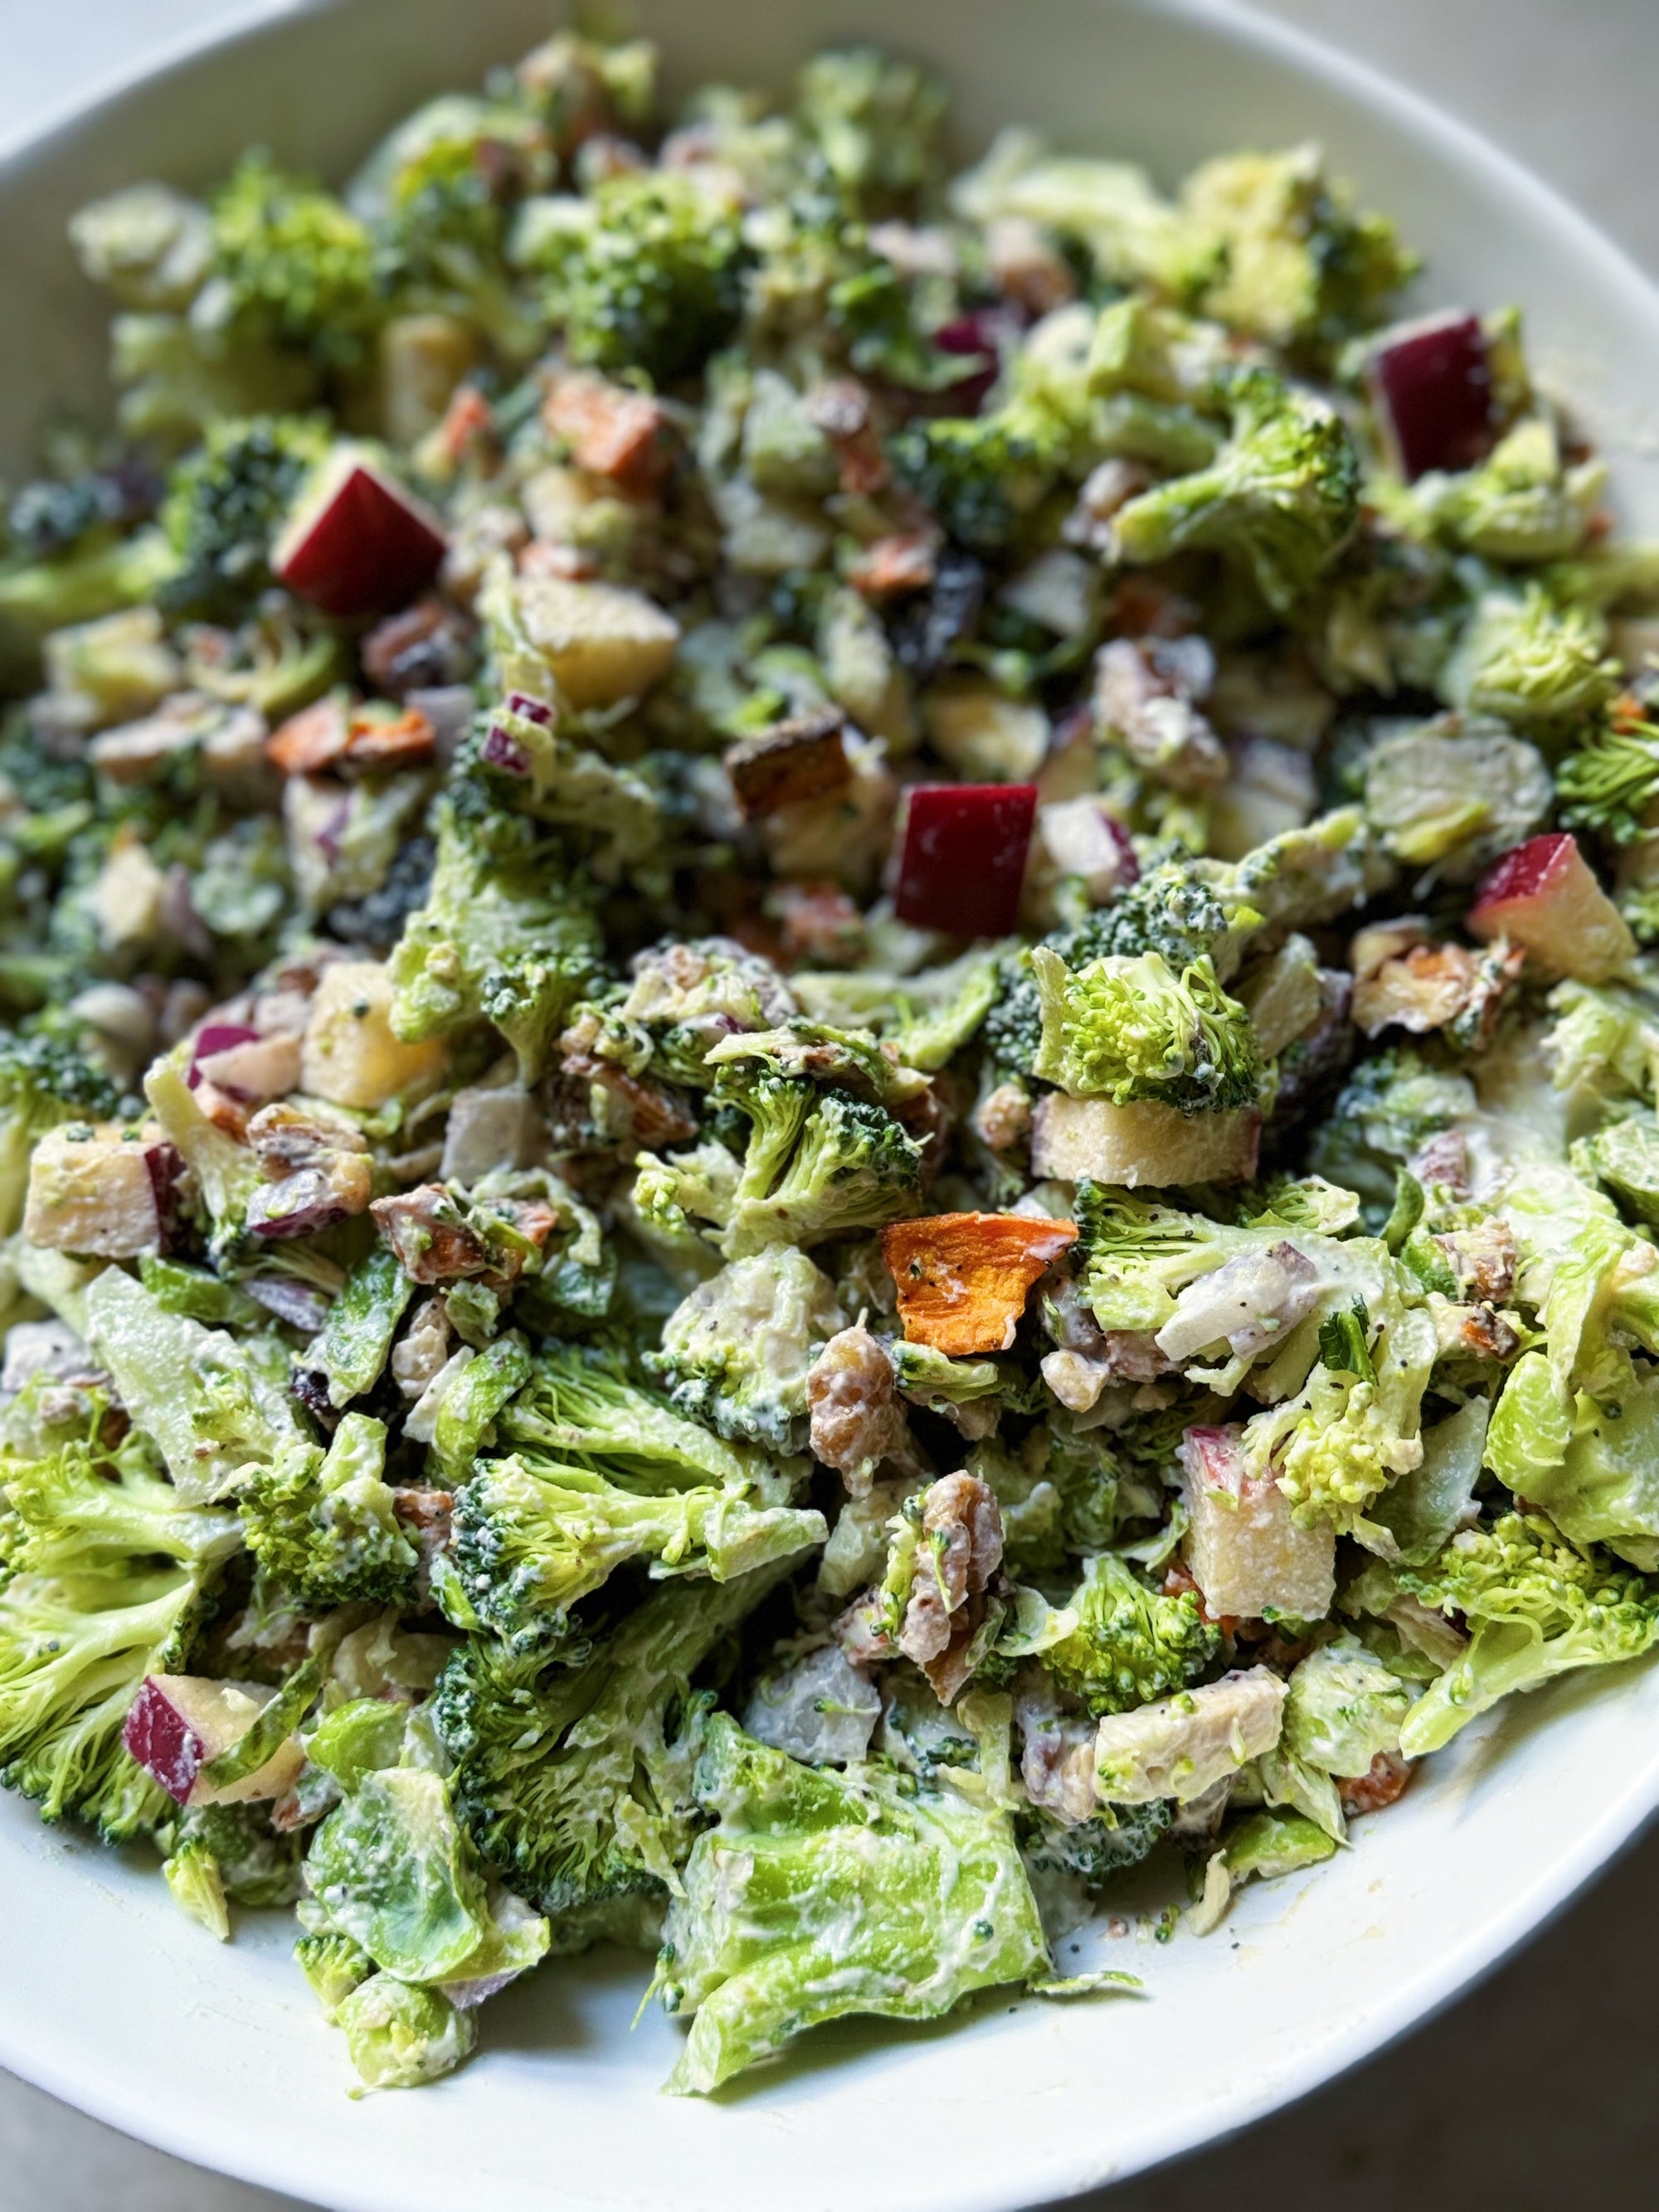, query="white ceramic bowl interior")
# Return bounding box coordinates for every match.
[3,5,1659,2208]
